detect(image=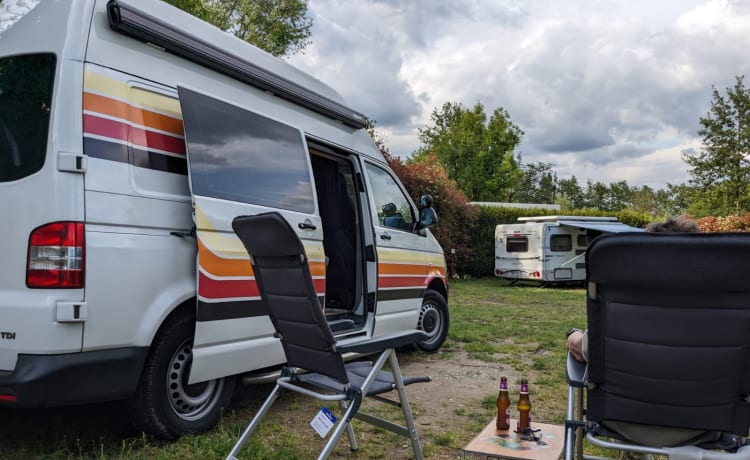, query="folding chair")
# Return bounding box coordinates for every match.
[565,232,750,460]
[226,212,431,460]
